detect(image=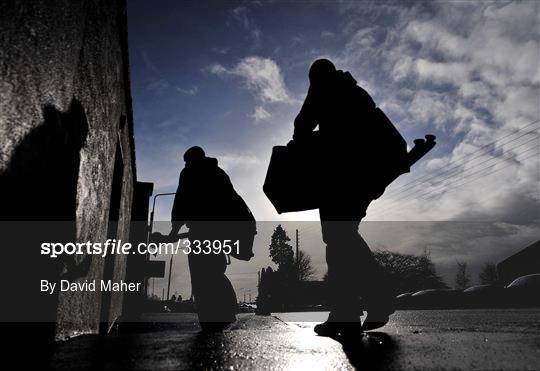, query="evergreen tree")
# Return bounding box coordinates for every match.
[269,224,294,270]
